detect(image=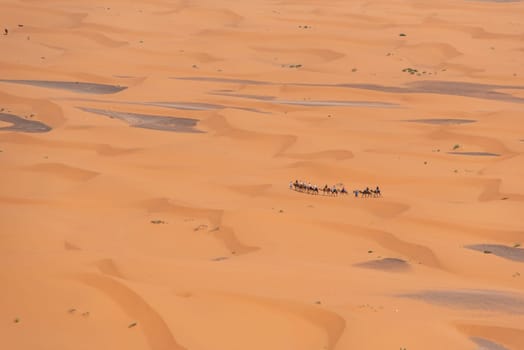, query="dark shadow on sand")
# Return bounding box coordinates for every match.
[0,80,127,94]
[465,244,524,262]
[77,107,203,133]
[471,337,510,350]
[398,289,524,314]
[354,258,410,272]
[406,119,476,125]
[448,152,500,157]
[0,113,51,133]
